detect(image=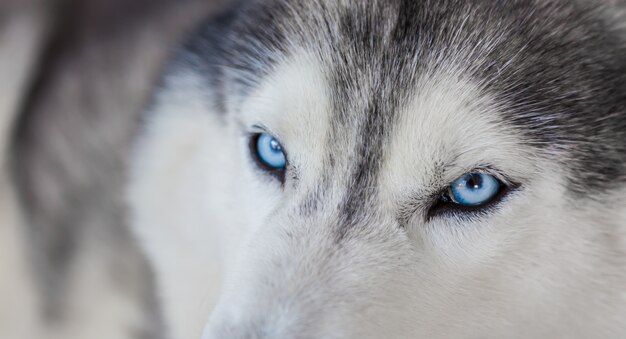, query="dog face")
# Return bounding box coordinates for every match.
[128,1,626,338]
